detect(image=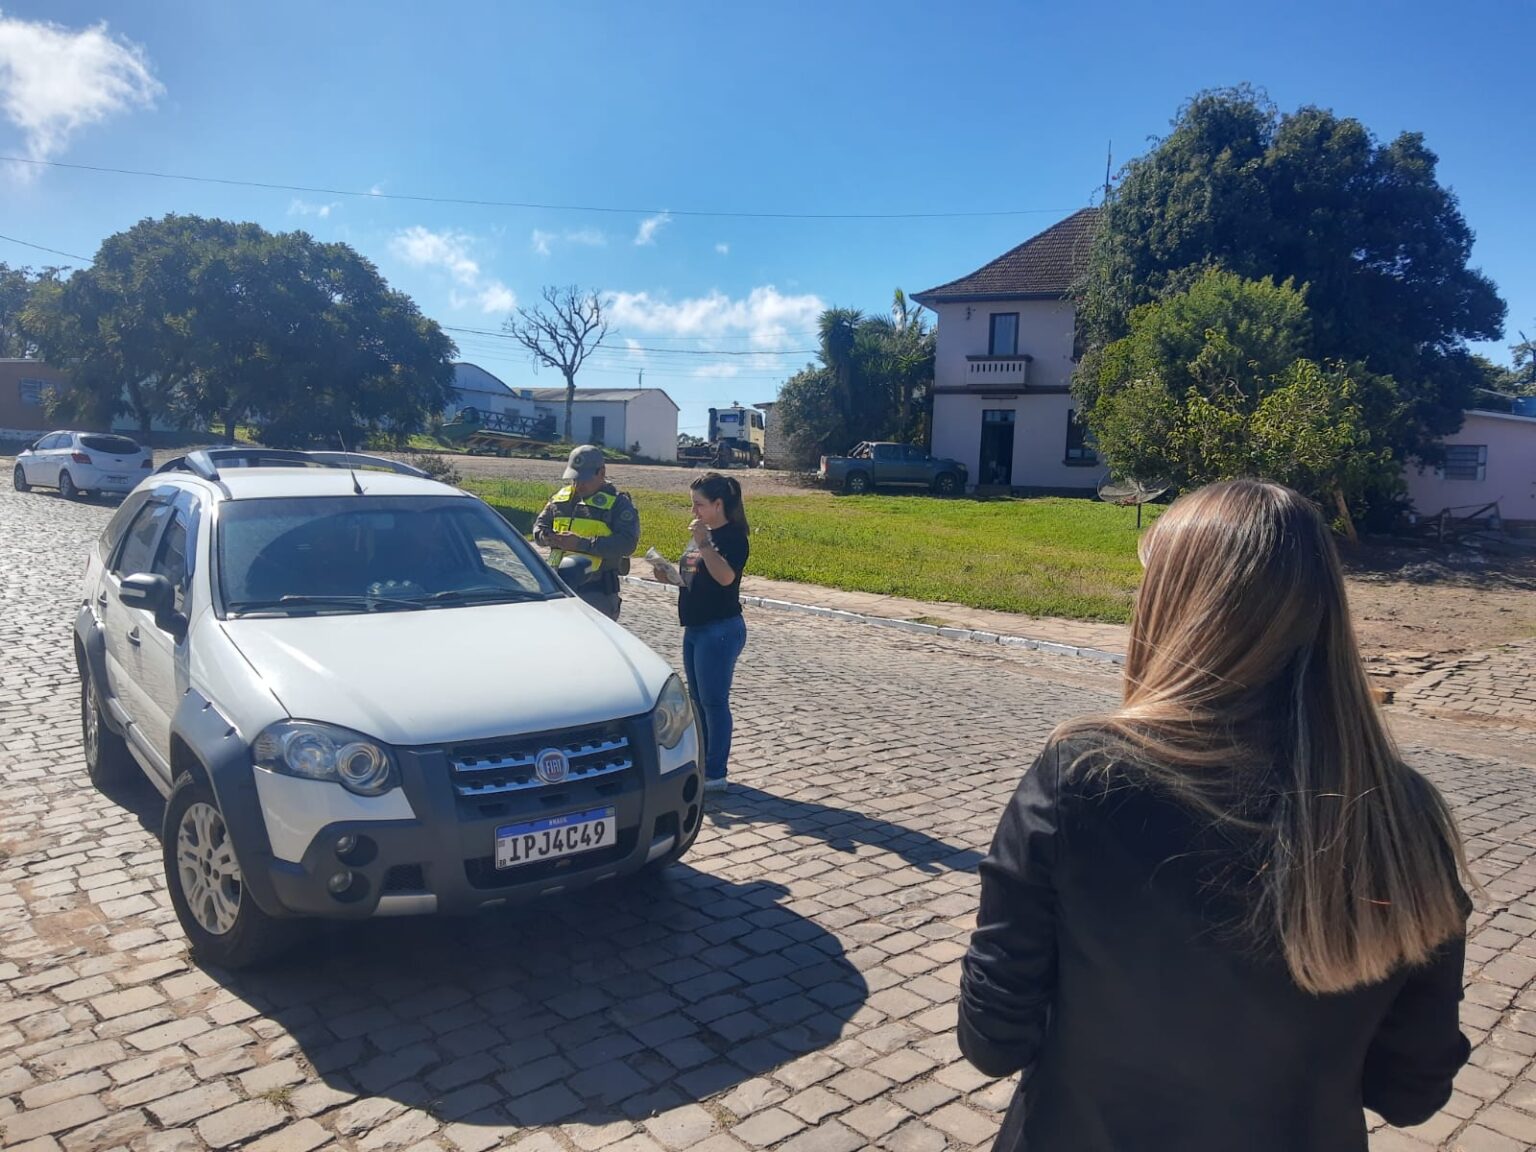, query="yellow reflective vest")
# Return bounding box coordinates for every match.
[547,486,618,573]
